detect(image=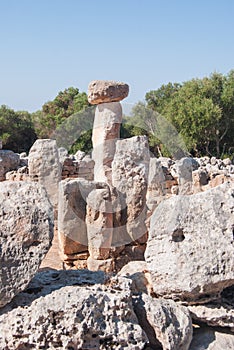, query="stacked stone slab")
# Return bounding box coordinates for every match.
[58,81,131,271]
[87,81,128,270]
[61,153,94,181]
[89,80,128,185]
